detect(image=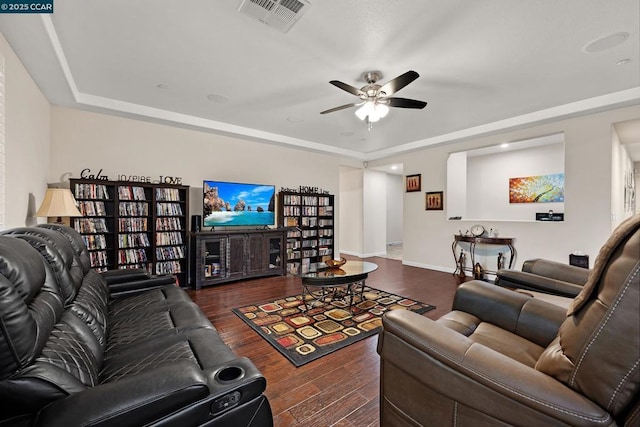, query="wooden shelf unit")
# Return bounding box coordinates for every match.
[70,179,189,286]
[278,191,334,274]
[190,229,286,289]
